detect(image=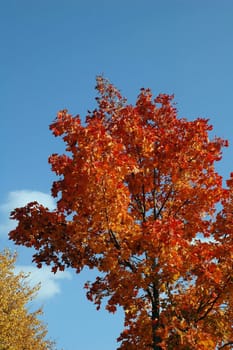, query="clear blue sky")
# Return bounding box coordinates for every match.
[1,1,233,349]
